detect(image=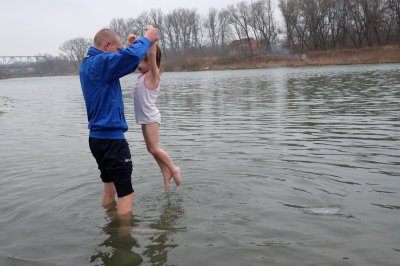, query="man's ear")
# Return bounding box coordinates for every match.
[104,41,110,52]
